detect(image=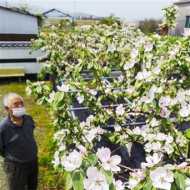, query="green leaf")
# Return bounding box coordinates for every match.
[86,154,98,165]
[101,170,113,185]
[72,171,84,190]
[185,129,190,139]
[142,178,153,190]
[171,182,178,190]
[63,172,73,190]
[53,92,65,108]
[133,183,144,190]
[174,172,186,190]
[110,183,116,190]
